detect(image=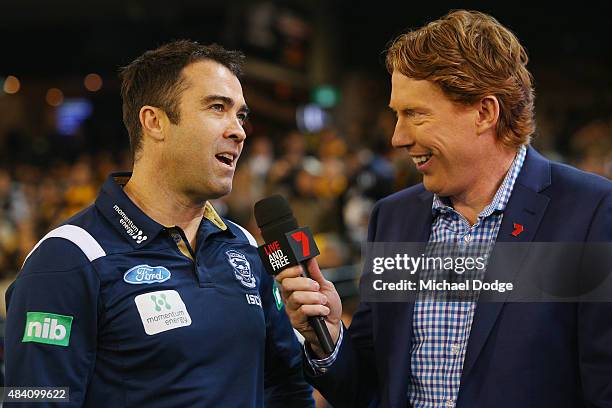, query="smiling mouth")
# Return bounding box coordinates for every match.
[411,153,432,166]
[215,153,235,167]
